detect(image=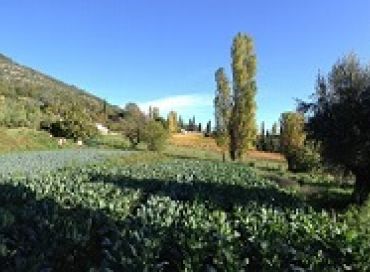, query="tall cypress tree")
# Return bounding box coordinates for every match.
[148,106,153,119]
[178,115,184,129]
[214,67,232,161]
[271,122,277,135]
[205,121,212,136]
[259,121,266,151]
[229,33,257,160]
